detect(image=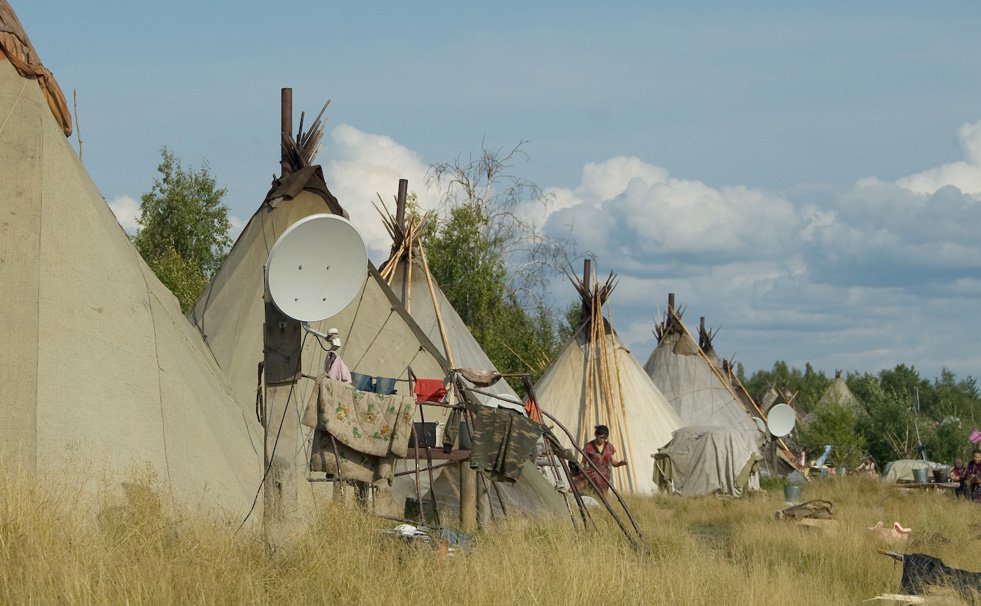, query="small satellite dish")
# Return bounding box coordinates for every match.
[752,417,767,434]
[766,403,796,438]
[265,214,368,322]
